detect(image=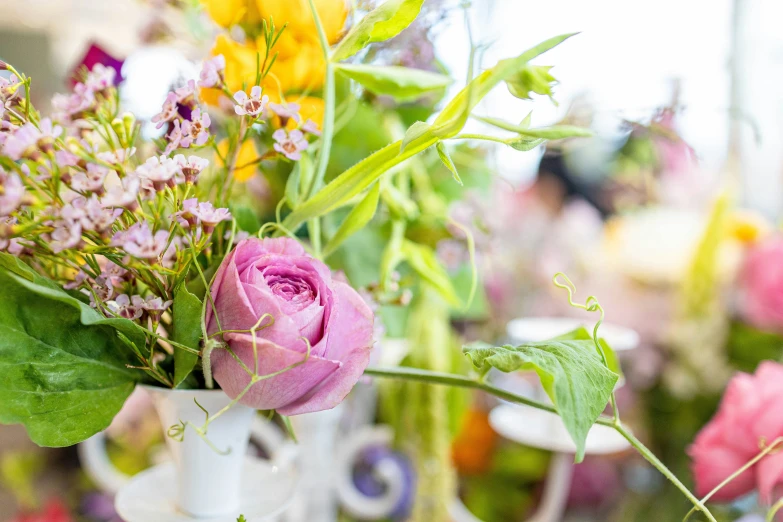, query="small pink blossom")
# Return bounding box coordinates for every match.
[136,155,178,191]
[84,64,116,92]
[52,83,96,120]
[55,149,80,167]
[71,164,109,194]
[112,222,169,259]
[152,92,179,129]
[272,129,308,161]
[174,198,199,228]
[136,295,172,321]
[0,168,24,216]
[3,123,42,160]
[50,222,83,253]
[173,154,208,184]
[0,236,25,255]
[97,147,136,165]
[107,294,144,320]
[184,108,211,146]
[233,86,268,117]
[0,74,20,103]
[193,201,231,233]
[174,79,197,106]
[301,119,321,136]
[61,195,121,233]
[198,55,225,88]
[101,174,140,209]
[164,119,186,155]
[269,102,301,124]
